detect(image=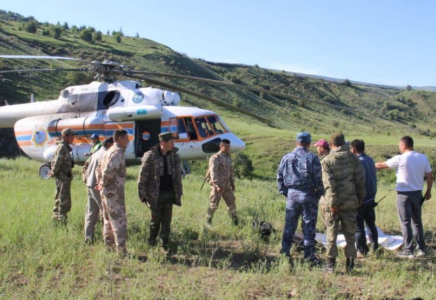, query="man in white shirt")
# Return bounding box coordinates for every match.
[375,136,432,258]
